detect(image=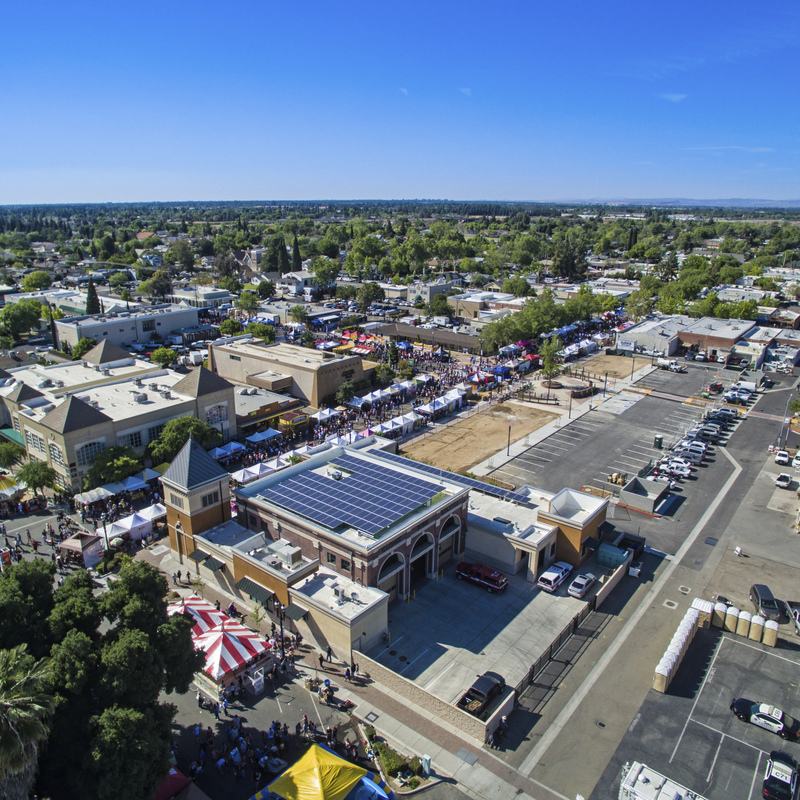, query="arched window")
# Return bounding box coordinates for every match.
[76,441,104,467]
